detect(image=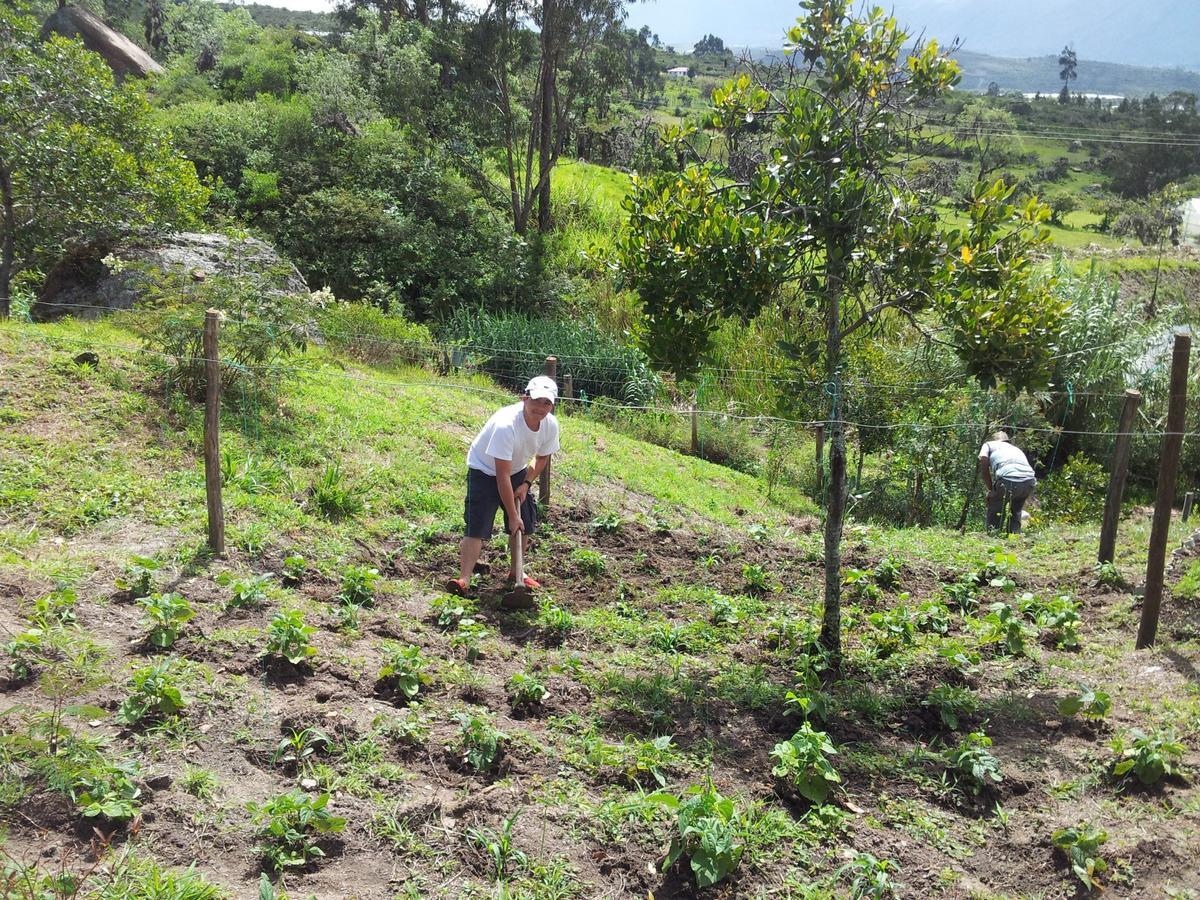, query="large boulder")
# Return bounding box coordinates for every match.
[32,233,309,322]
[41,4,163,81]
